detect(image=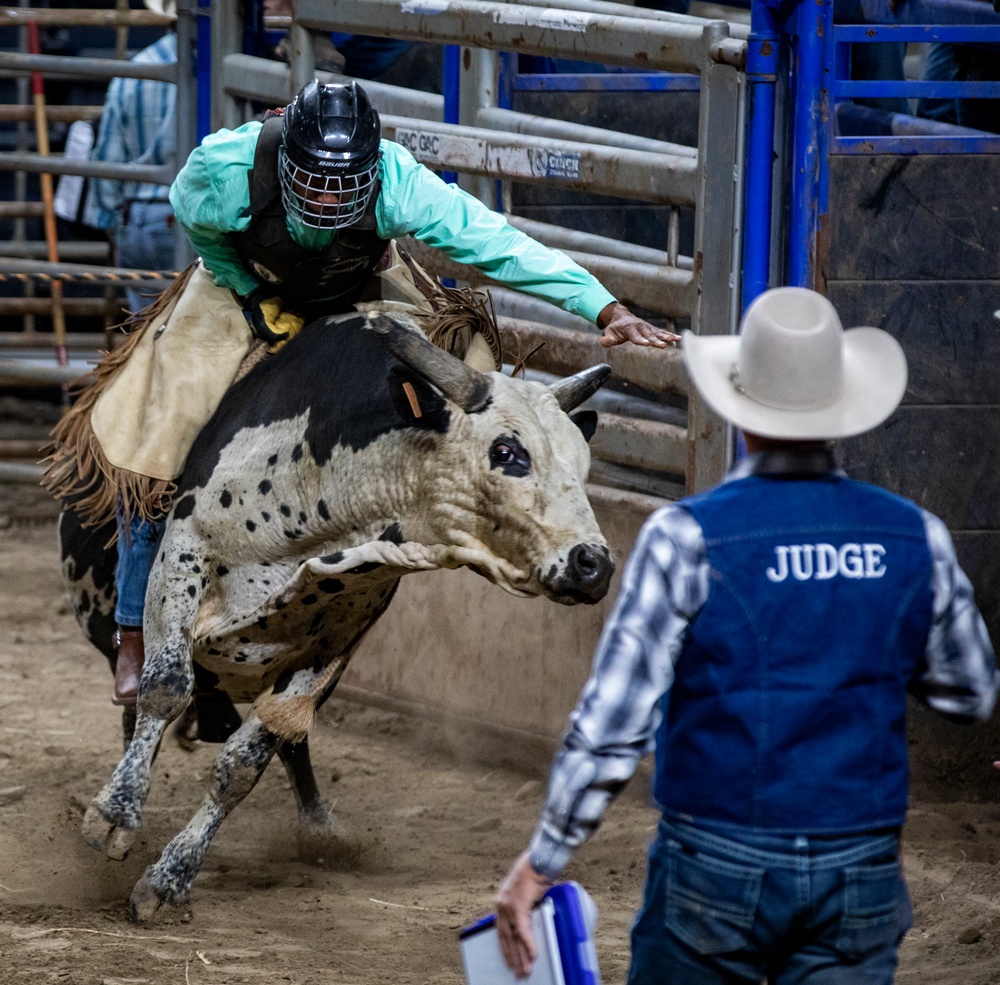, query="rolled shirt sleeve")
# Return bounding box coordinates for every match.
[376,141,616,324]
